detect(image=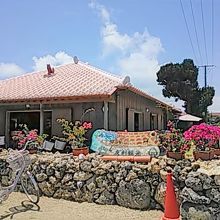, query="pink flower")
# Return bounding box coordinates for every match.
[184,123,220,149]
[82,122,92,129]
